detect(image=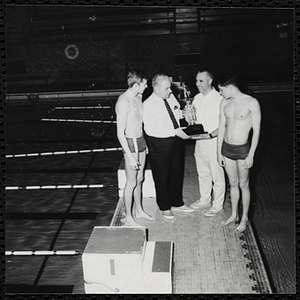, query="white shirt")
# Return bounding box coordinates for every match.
[193,87,223,133]
[143,93,181,138]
